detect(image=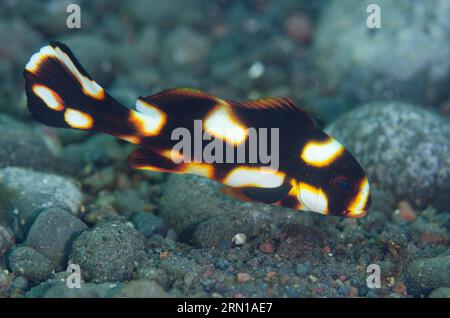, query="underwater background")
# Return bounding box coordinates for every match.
[0,0,449,298]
